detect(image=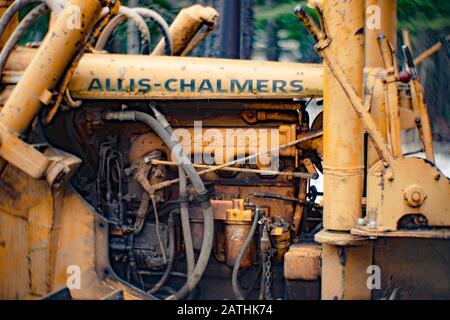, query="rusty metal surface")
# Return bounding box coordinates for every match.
[3,48,324,100]
[224,200,254,269]
[373,238,450,300]
[0,0,449,301]
[0,0,103,133]
[153,5,218,56]
[284,243,321,280]
[361,157,450,232]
